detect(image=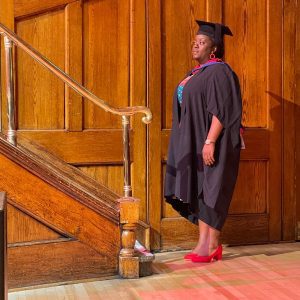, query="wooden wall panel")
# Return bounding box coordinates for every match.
[83,0,129,129]
[7,204,62,244]
[130,0,147,222]
[282,0,297,240]
[206,0,222,22]
[267,0,282,241]
[14,0,77,18]
[224,0,267,128]
[296,0,300,240]
[18,130,126,164]
[229,161,267,214]
[16,9,65,129]
[8,240,117,288]
[161,0,206,129]
[0,0,14,131]
[79,165,123,196]
[148,0,163,249]
[65,1,83,131]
